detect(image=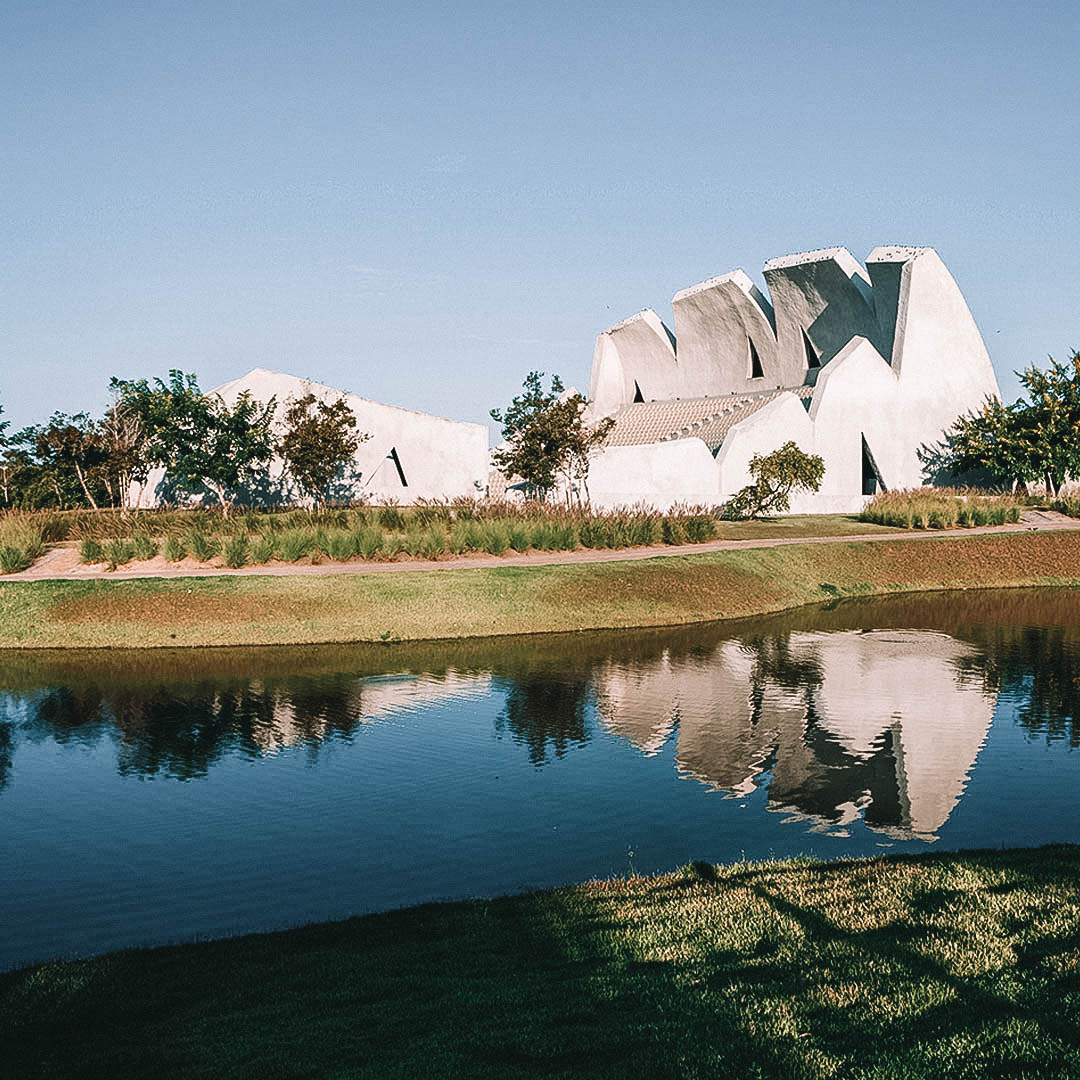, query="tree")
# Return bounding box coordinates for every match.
[279,392,369,509]
[491,372,614,502]
[941,352,1080,496]
[100,393,149,511]
[723,441,825,519]
[34,413,107,510]
[112,371,276,516]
